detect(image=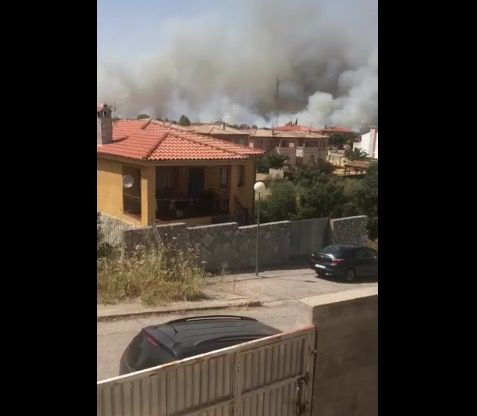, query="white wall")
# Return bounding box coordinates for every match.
[356,128,378,159]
